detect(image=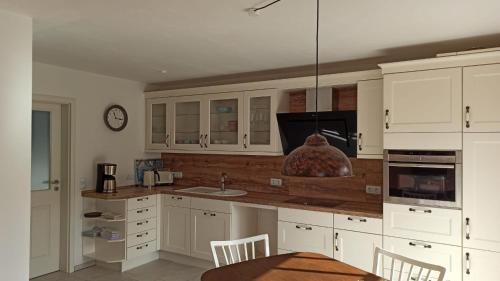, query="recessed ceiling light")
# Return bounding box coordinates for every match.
[160,70,167,74]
